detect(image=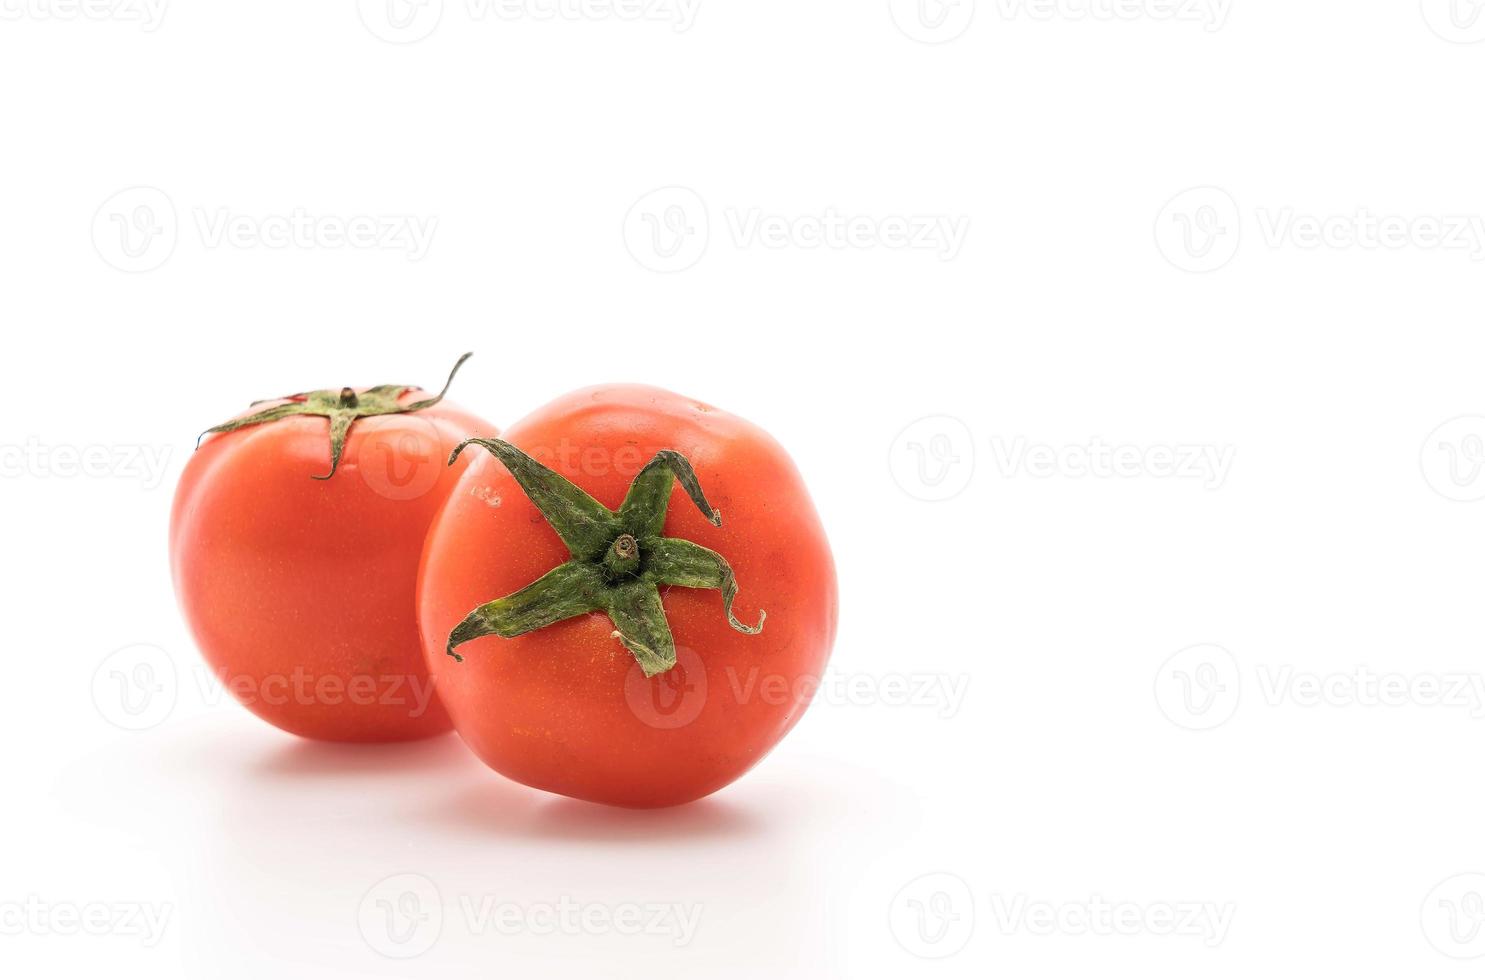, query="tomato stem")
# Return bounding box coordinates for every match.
[443,439,764,676]
[193,353,474,479]
[604,534,642,579]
